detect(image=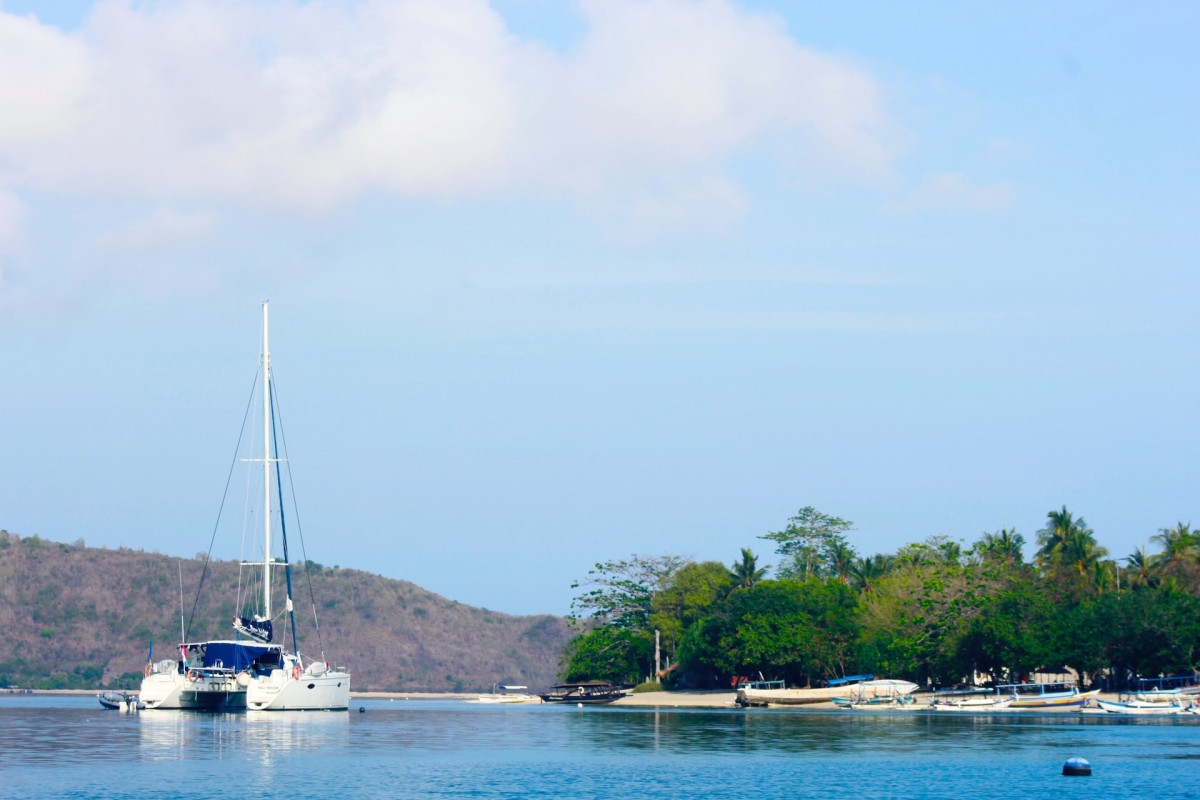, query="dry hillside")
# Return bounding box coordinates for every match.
[0,531,572,691]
